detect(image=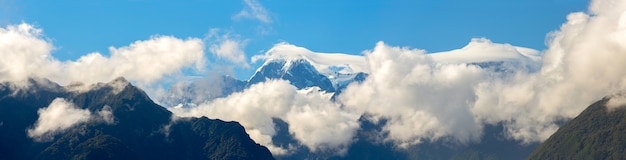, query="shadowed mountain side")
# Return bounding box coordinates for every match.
[0,77,273,160]
[267,114,537,159]
[528,96,626,159]
[338,116,537,160]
